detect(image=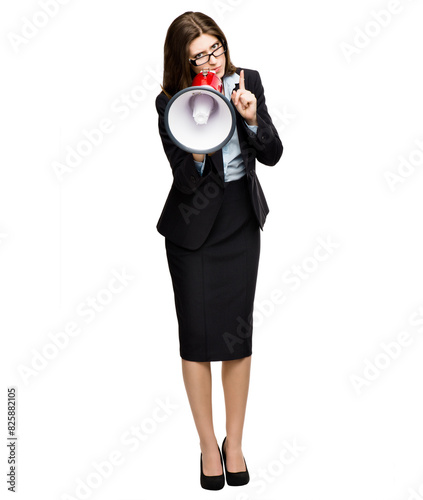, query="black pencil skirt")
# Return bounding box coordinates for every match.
[165,174,261,362]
